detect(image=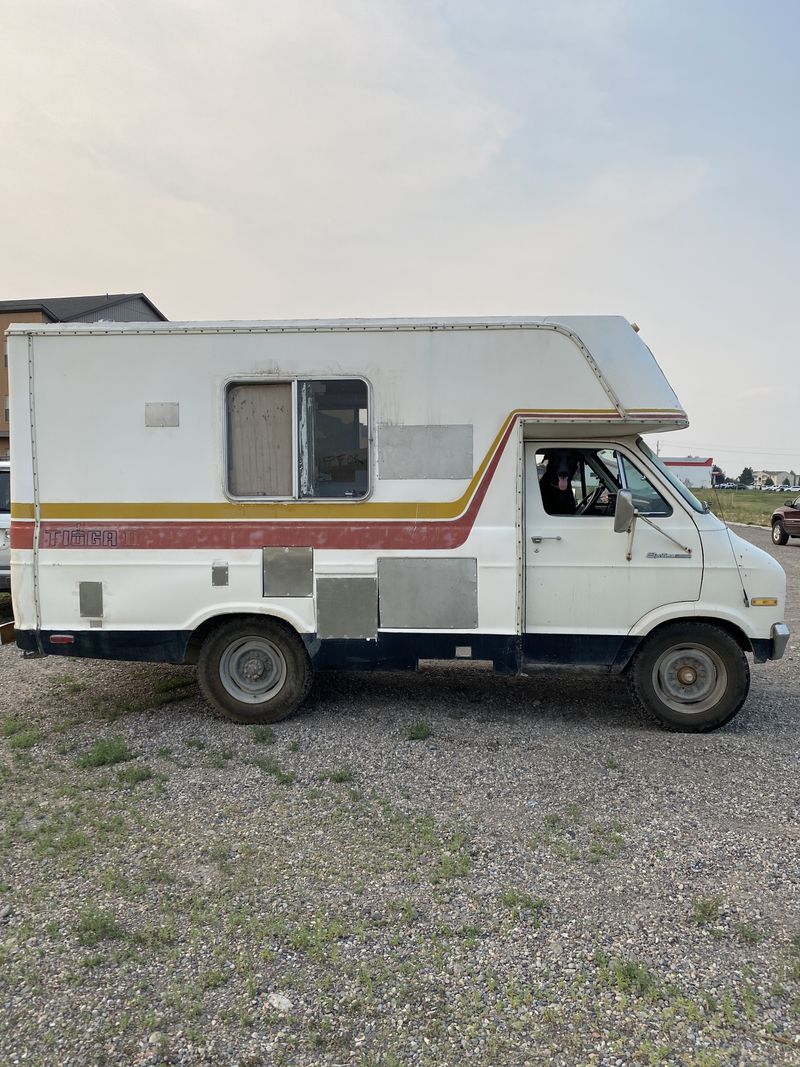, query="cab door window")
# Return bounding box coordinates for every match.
[536,448,670,517]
